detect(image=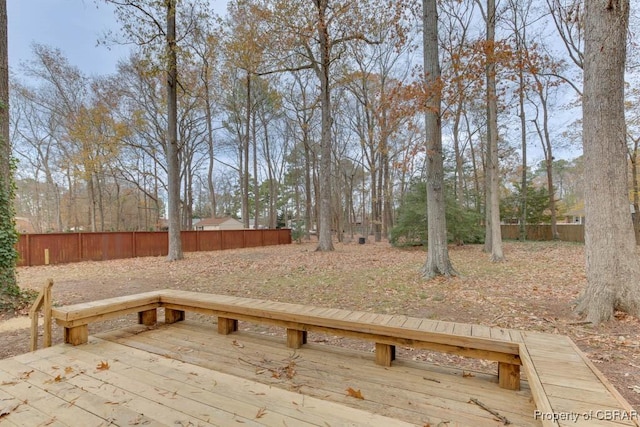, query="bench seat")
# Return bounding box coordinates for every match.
[52,289,522,389]
[50,290,639,426]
